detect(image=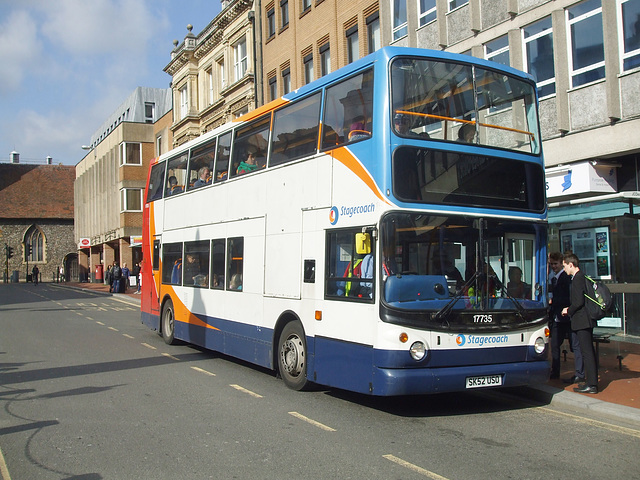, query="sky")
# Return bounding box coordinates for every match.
[0,0,223,166]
